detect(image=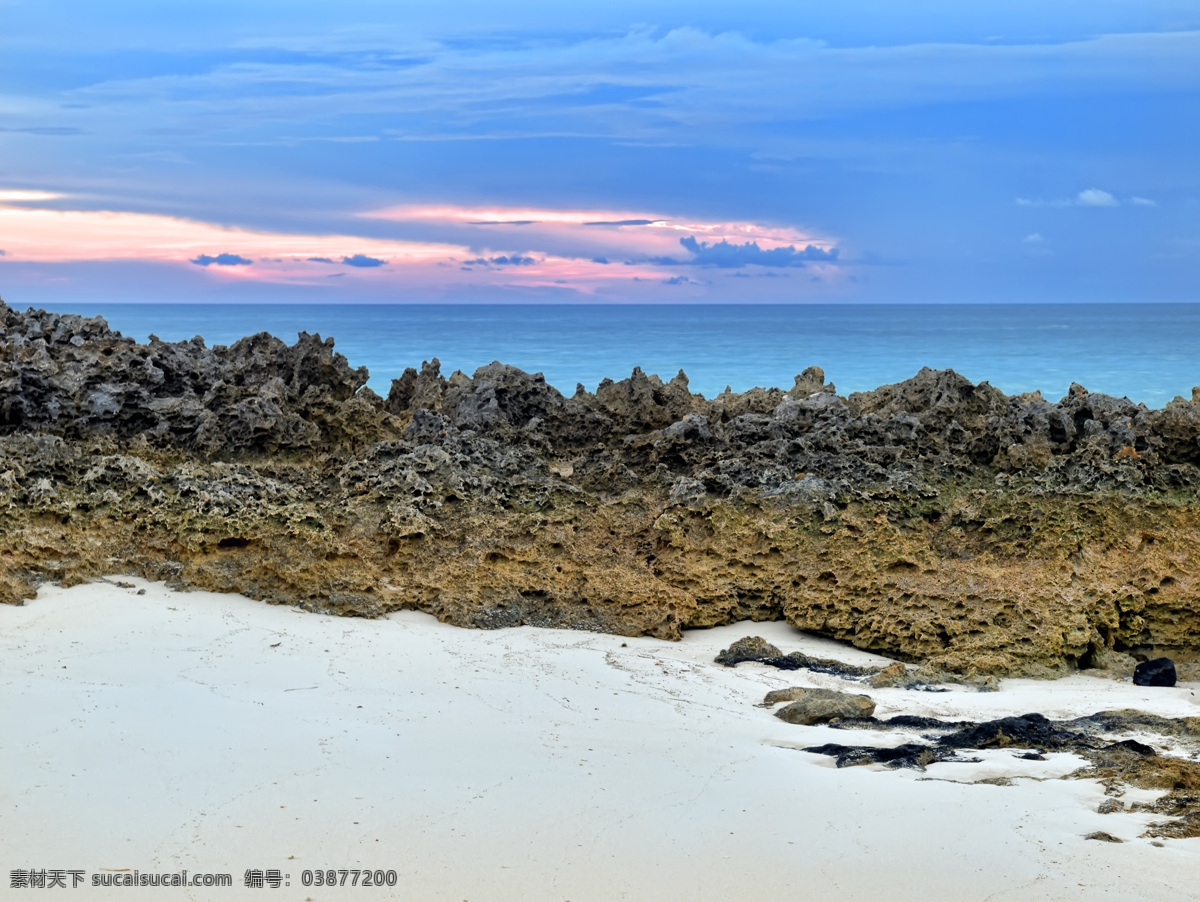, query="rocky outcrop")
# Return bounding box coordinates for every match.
[0,304,390,453]
[3,299,1200,675]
